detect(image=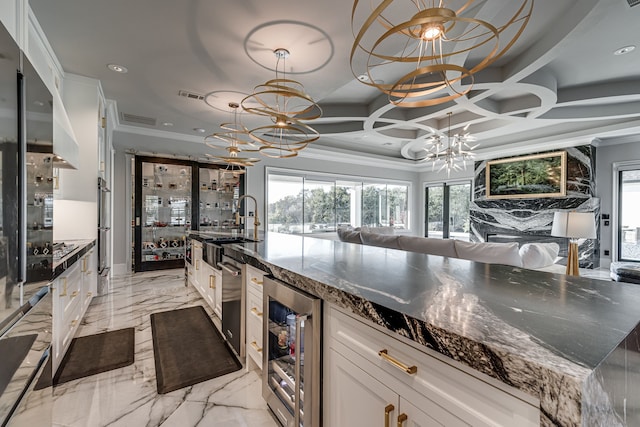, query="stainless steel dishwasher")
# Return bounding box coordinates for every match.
[219,253,244,358]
